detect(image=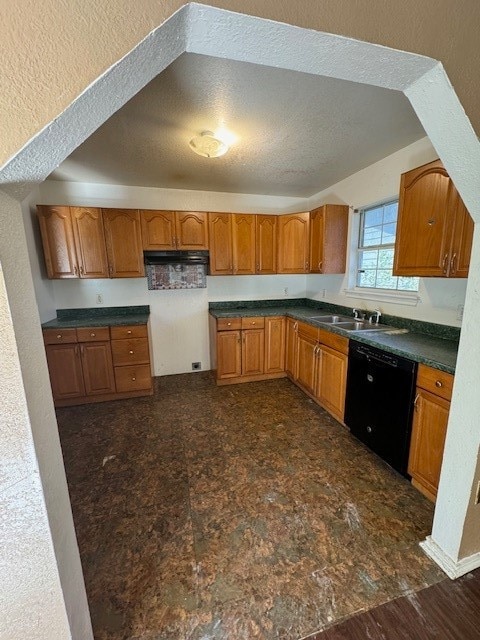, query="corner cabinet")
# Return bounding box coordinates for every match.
[43,323,152,407]
[408,364,454,502]
[209,315,286,384]
[393,160,473,278]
